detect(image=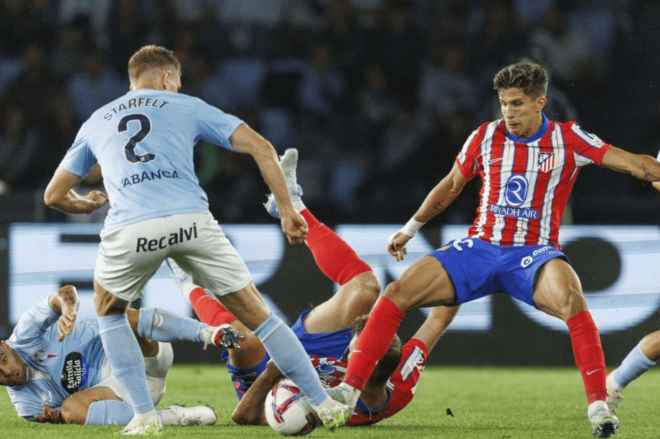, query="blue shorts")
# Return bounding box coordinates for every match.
[429,238,568,307]
[224,309,353,400]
